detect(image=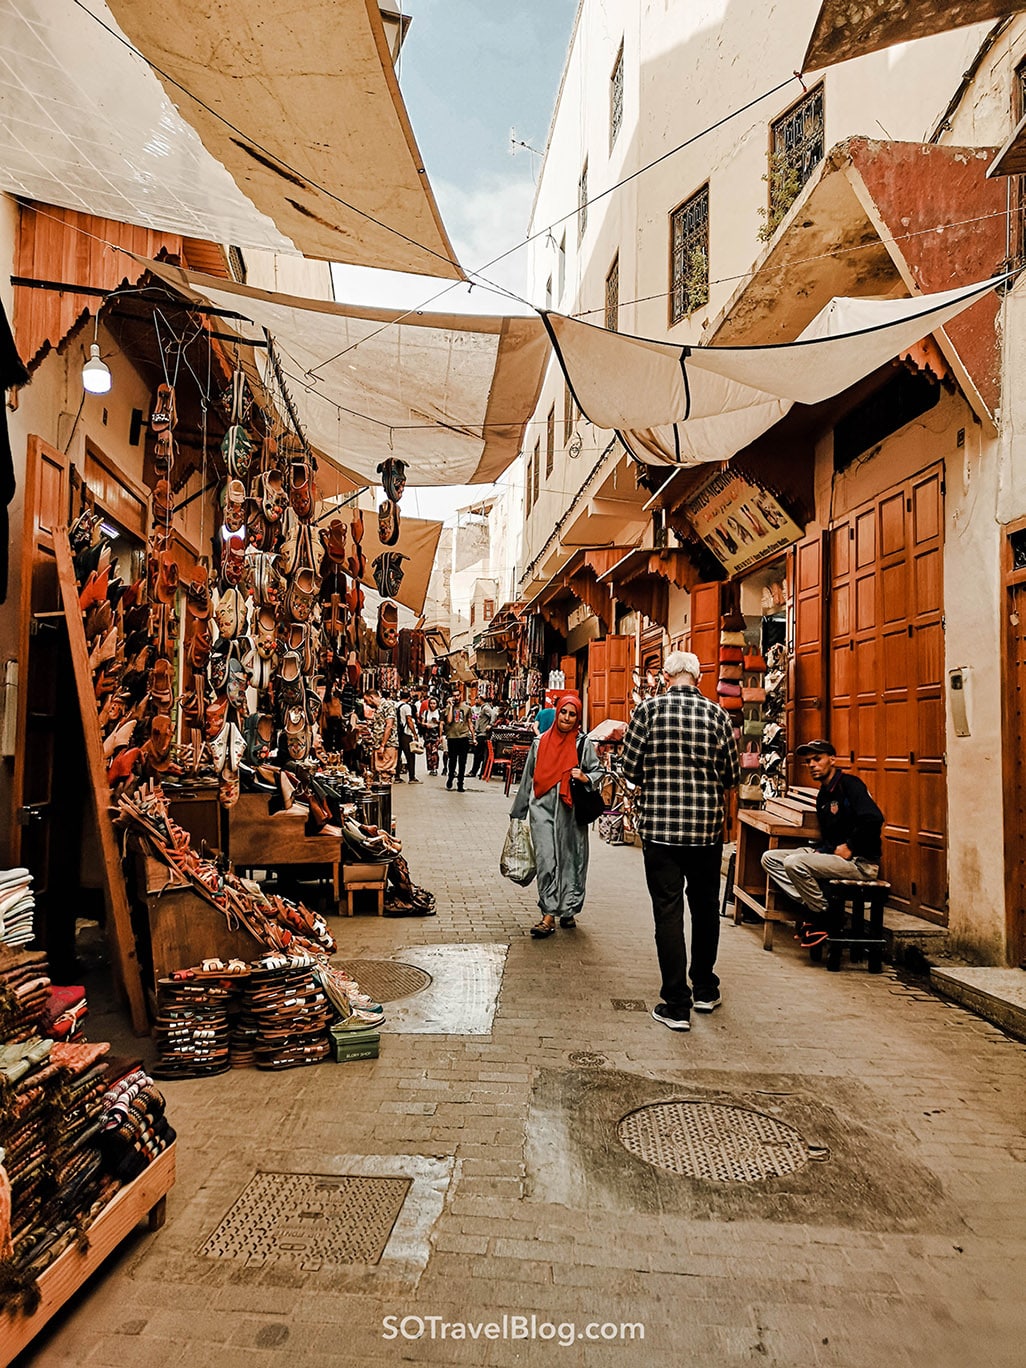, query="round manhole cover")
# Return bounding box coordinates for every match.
[568,1051,608,1067]
[617,1101,813,1183]
[337,960,432,1003]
